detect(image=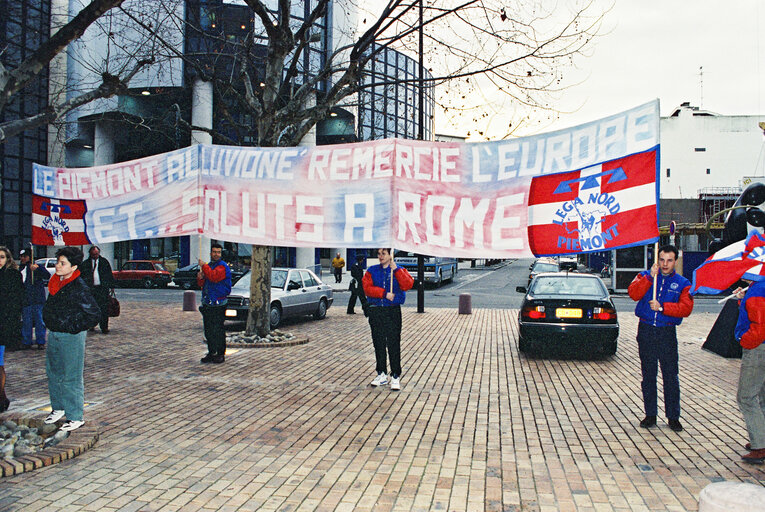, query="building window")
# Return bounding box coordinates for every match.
[695,147,706,152]
[666,168,670,177]
[706,168,711,174]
